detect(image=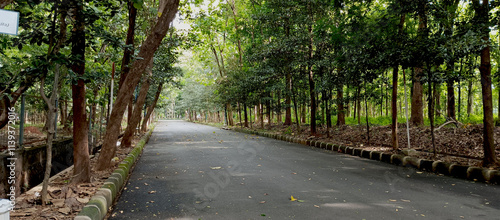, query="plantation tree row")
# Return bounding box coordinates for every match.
[0,0,182,200]
[177,0,500,166]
